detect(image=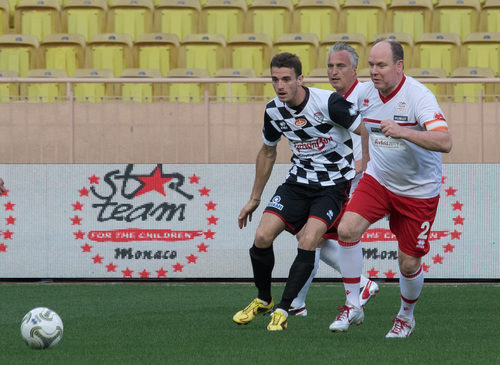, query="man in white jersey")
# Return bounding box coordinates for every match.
[330,39,452,337]
[233,52,362,331]
[289,43,379,317]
